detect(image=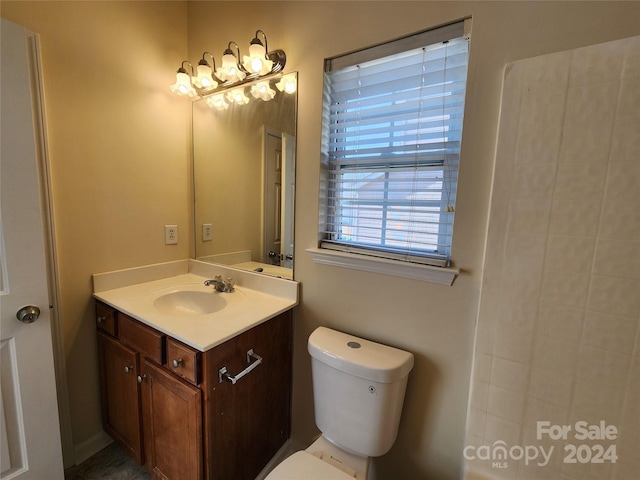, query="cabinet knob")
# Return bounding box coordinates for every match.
[96,316,106,324]
[172,358,184,368]
[124,365,134,374]
[137,374,147,384]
